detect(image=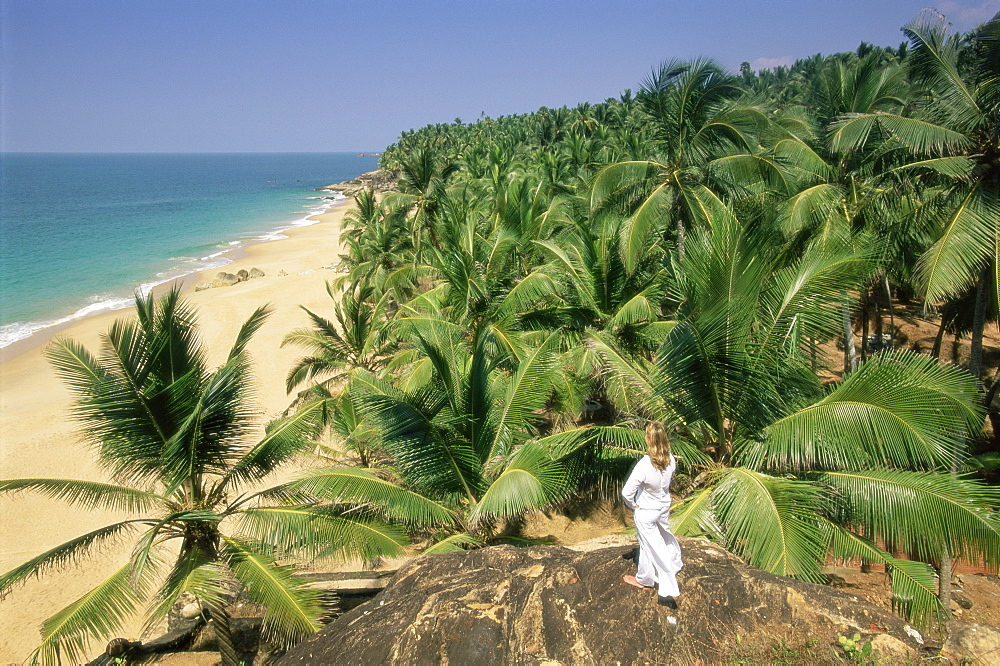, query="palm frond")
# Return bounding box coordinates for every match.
[585,330,659,416]
[828,522,945,628]
[712,468,827,582]
[218,397,328,494]
[286,467,458,527]
[0,478,164,513]
[235,505,408,562]
[28,560,155,666]
[828,112,967,155]
[820,469,1000,567]
[221,536,322,646]
[228,304,272,360]
[669,485,722,539]
[0,521,140,600]
[759,351,981,472]
[421,532,483,555]
[469,443,567,523]
[916,184,999,304]
[485,331,560,459]
[145,547,231,633]
[621,181,675,274]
